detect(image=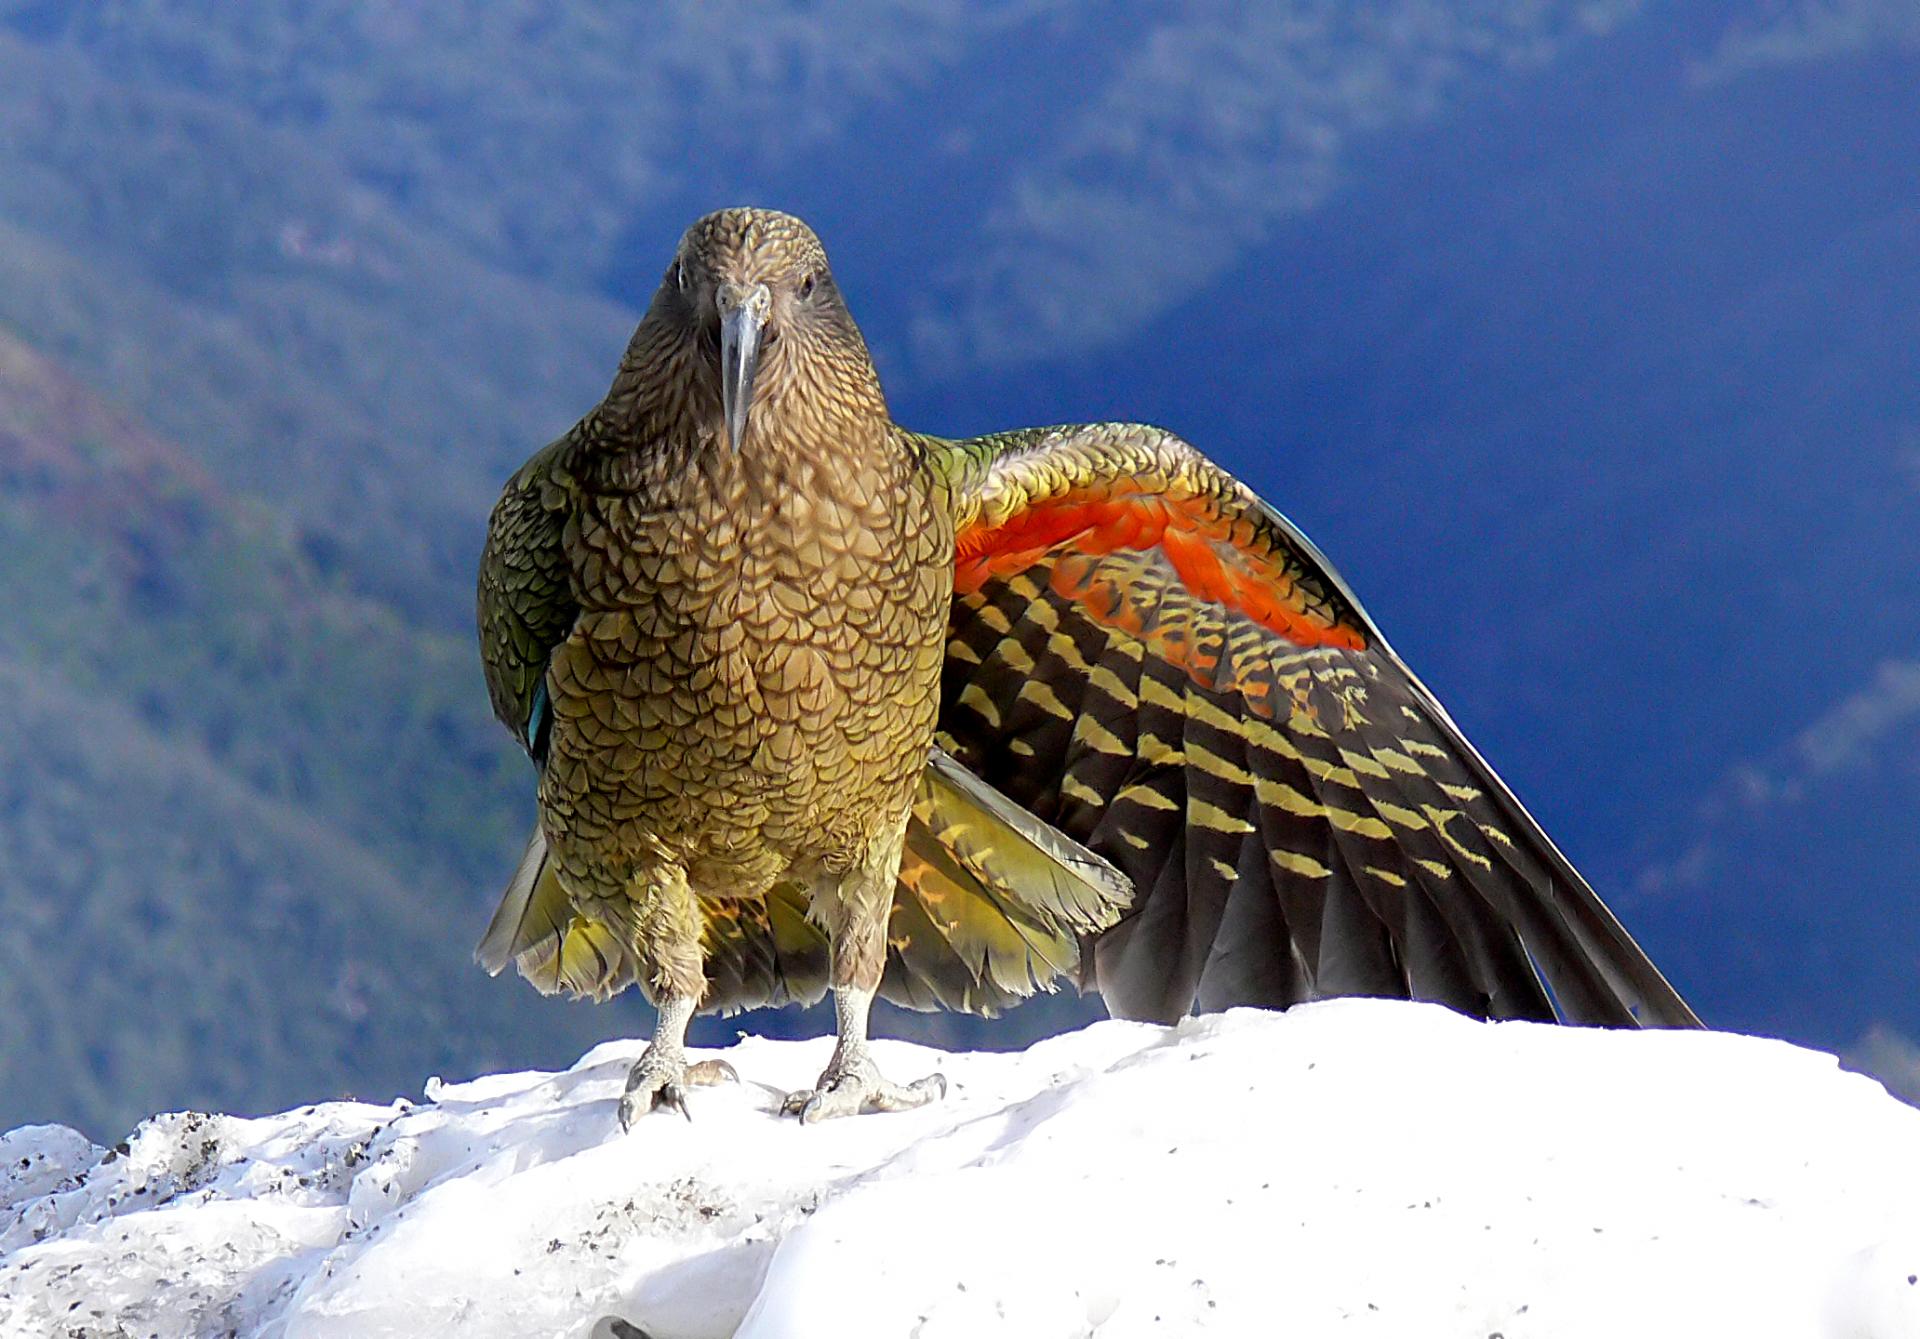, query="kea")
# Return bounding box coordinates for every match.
[477,207,1700,1126]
